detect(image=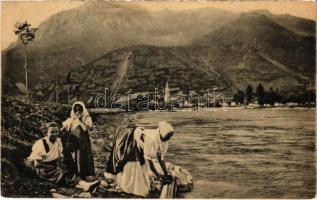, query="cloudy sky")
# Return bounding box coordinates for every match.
[2,1,315,50]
